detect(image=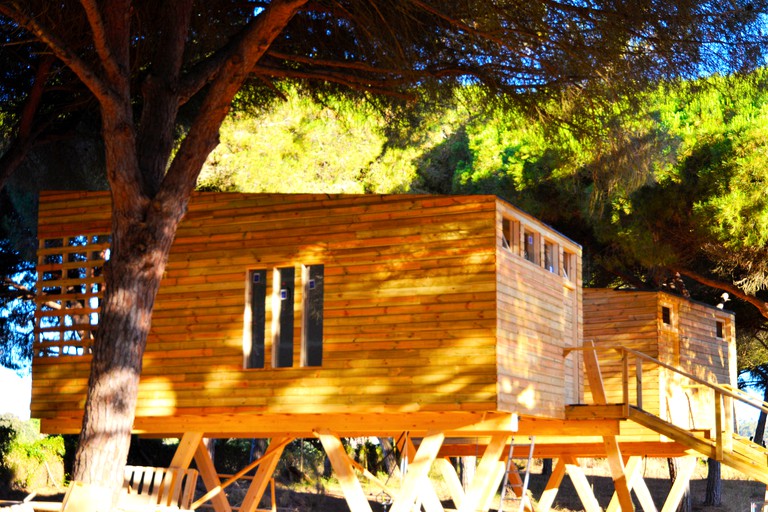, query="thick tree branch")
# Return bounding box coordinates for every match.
[672,266,768,319]
[0,3,115,104]
[257,65,415,99]
[157,0,309,213]
[79,0,123,85]
[136,0,194,195]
